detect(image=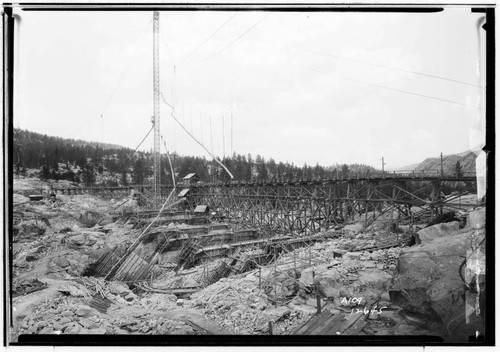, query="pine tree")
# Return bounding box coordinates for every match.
[455,161,464,177]
[50,161,60,180]
[82,163,95,186]
[121,170,128,186]
[256,155,268,181]
[341,164,350,178]
[40,164,50,180]
[268,158,277,180]
[133,158,145,184]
